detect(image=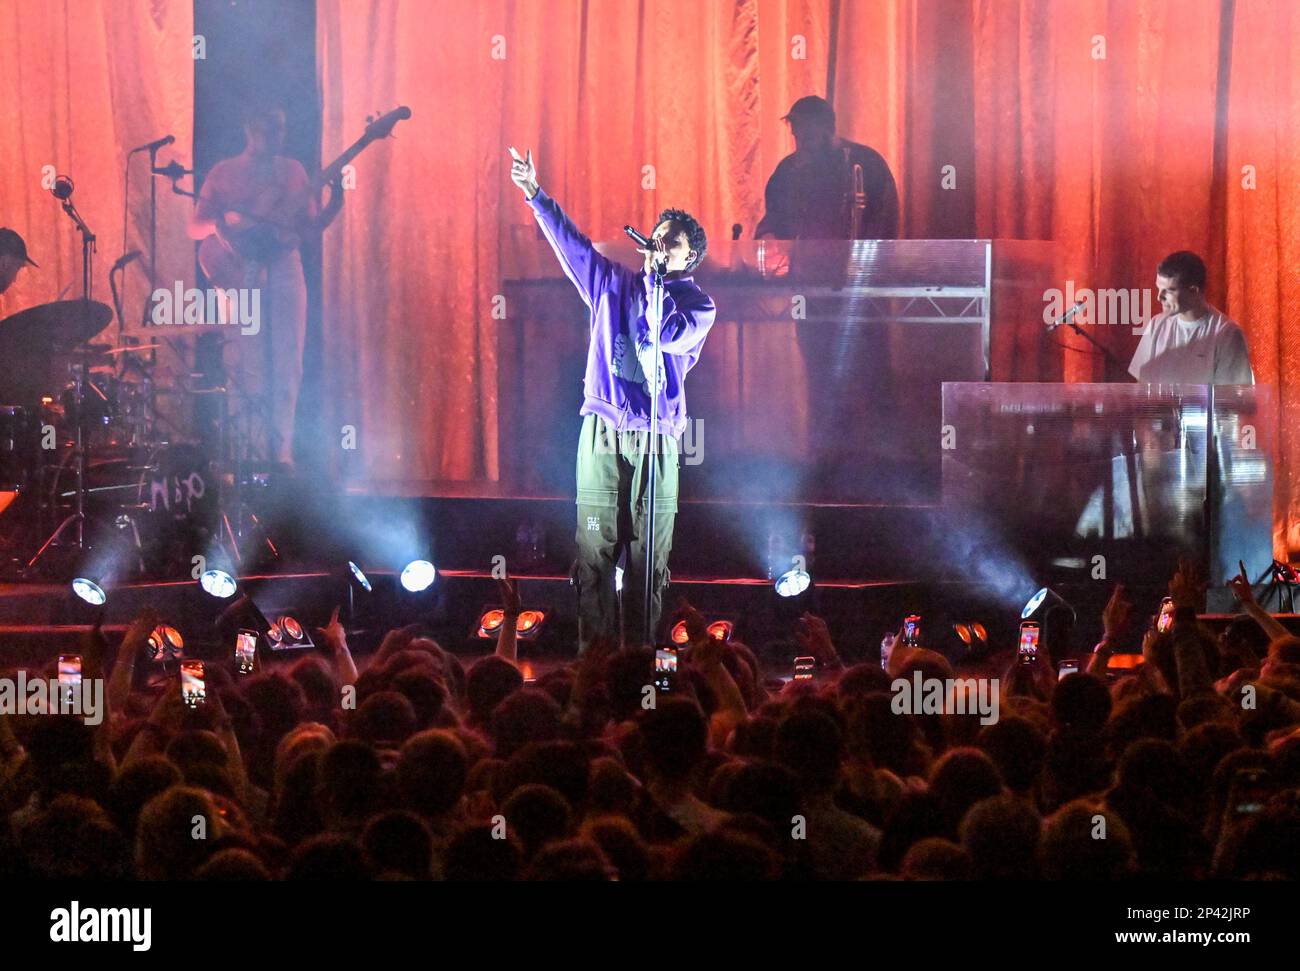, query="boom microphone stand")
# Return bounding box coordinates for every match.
[29,178,97,565]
